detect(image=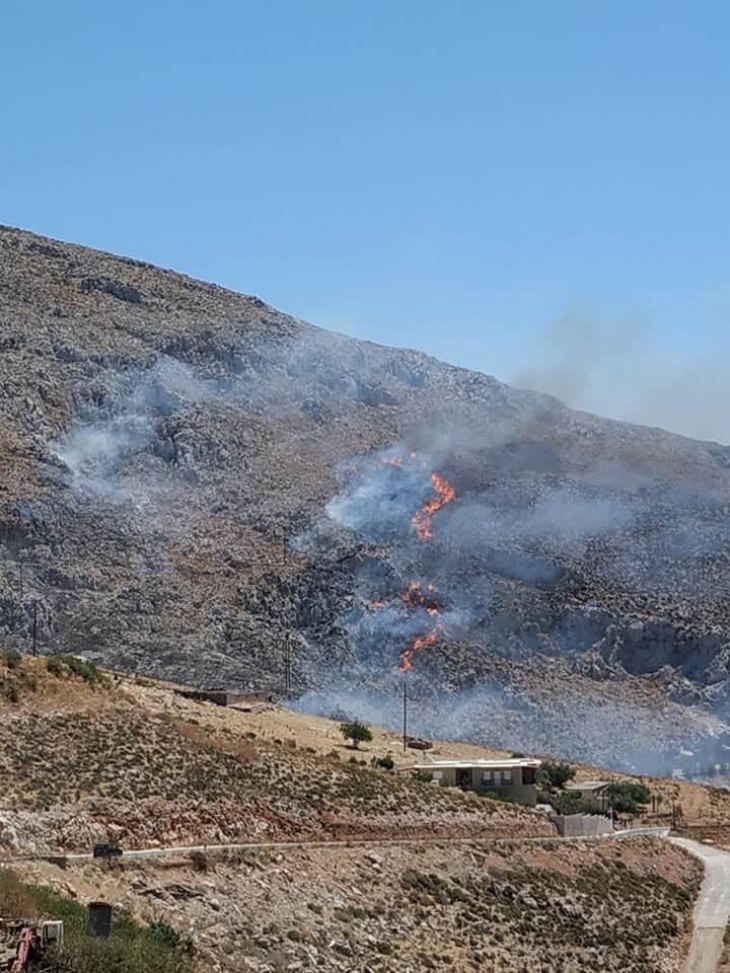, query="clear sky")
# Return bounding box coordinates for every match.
[3,1,730,441]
